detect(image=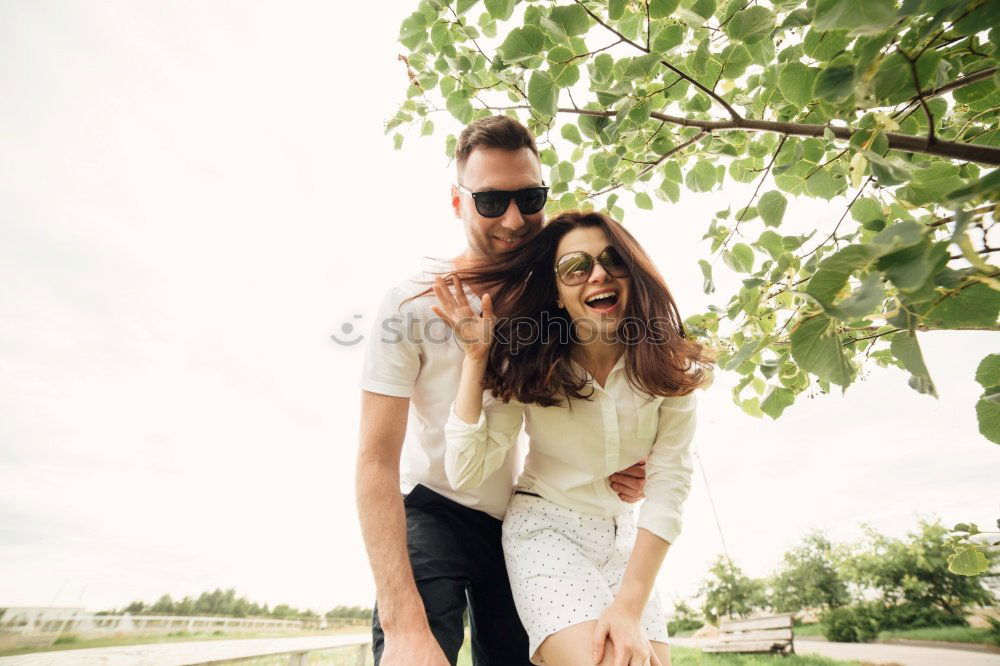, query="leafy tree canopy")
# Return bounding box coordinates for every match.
[389,0,1000,449]
[769,531,850,612]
